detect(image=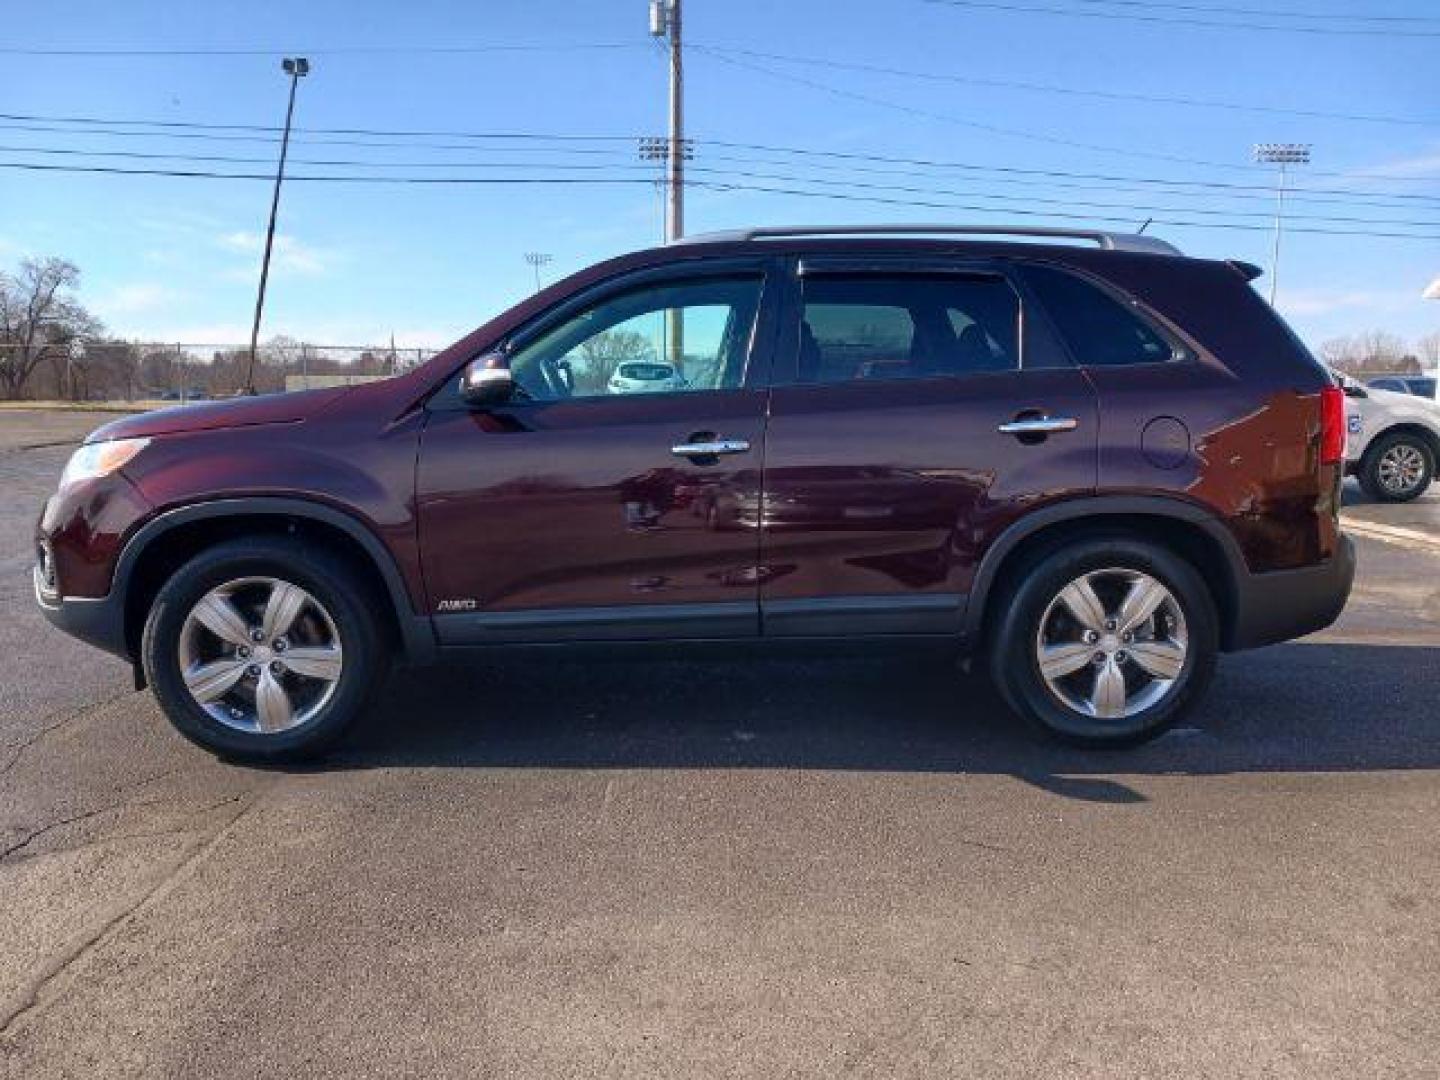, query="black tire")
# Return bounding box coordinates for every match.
[1359,431,1434,503]
[141,536,388,762]
[988,536,1218,748]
